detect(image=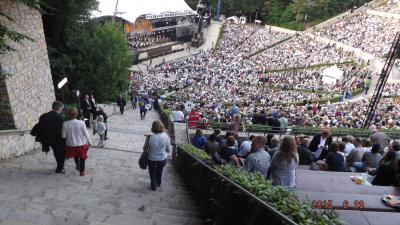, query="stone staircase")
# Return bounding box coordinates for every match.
[0,108,204,225]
